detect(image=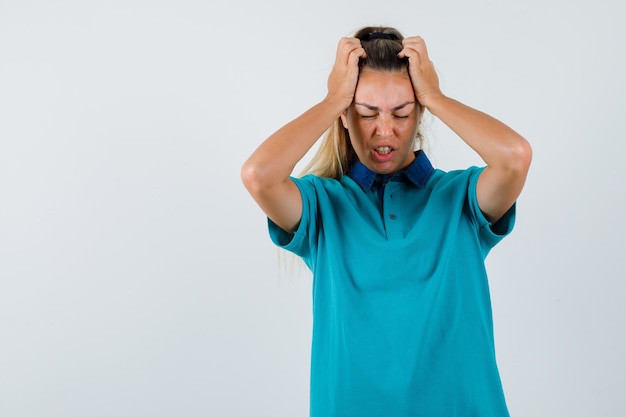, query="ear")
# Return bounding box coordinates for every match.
[418,104,425,120]
[340,111,348,129]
